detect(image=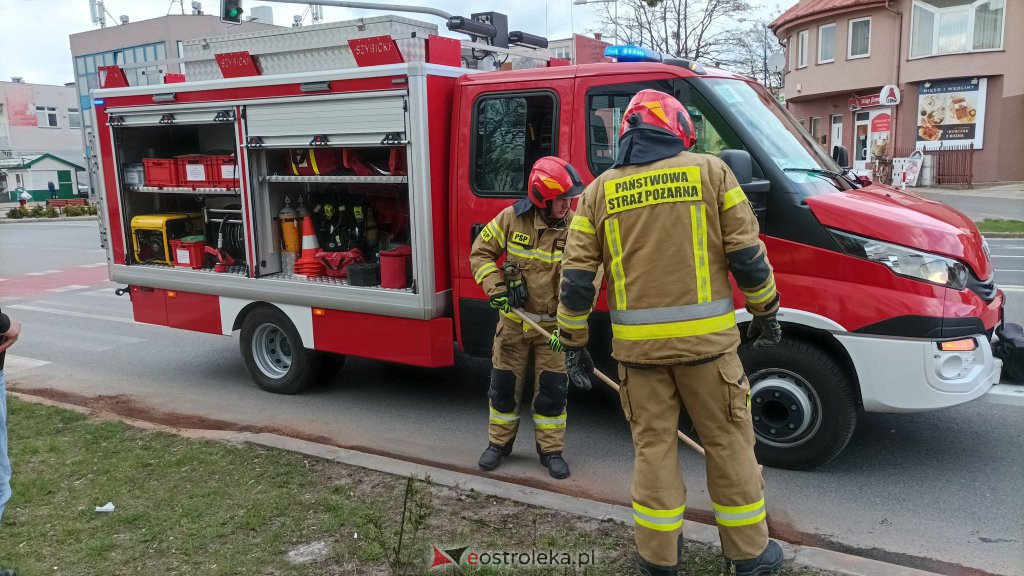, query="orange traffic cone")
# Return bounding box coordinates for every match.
[293,216,324,278]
